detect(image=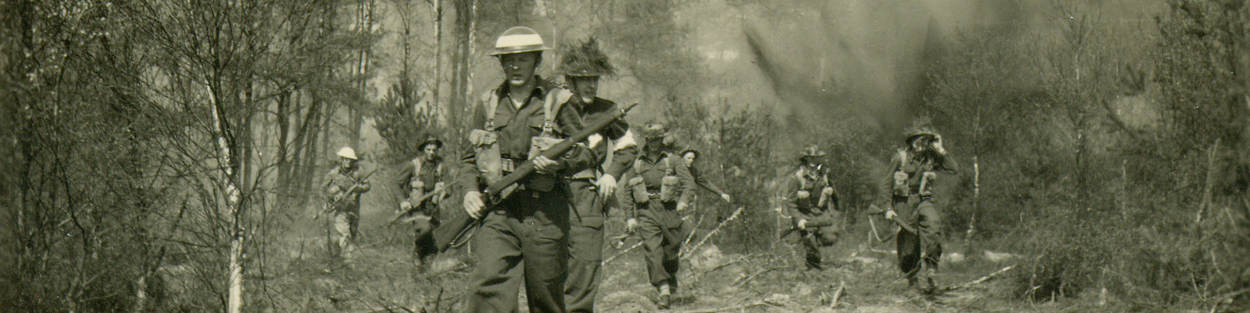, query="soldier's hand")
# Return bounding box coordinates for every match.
[797,190,811,199]
[400,200,412,211]
[884,209,897,221]
[533,155,558,174]
[464,191,485,219]
[676,201,689,212]
[596,174,617,198]
[821,187,834,197]
[720,192,732,203]
[798,219,808,230]
[626,218,639,232]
